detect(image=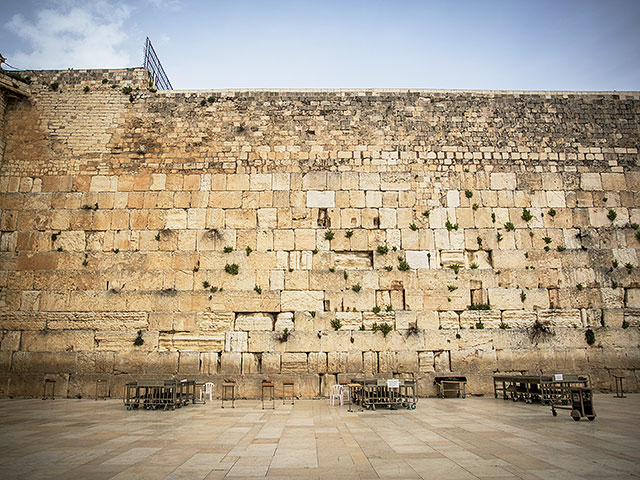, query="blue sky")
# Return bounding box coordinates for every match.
[1,0,639,90]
